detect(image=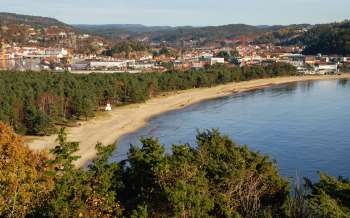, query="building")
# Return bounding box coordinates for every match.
[210,57,225,65]
[278,54,305,67]
[305,56,317,65]
[105,103,112,111]
[315,64,339,74]
[129,62,155,70]
[89,60,129,70]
